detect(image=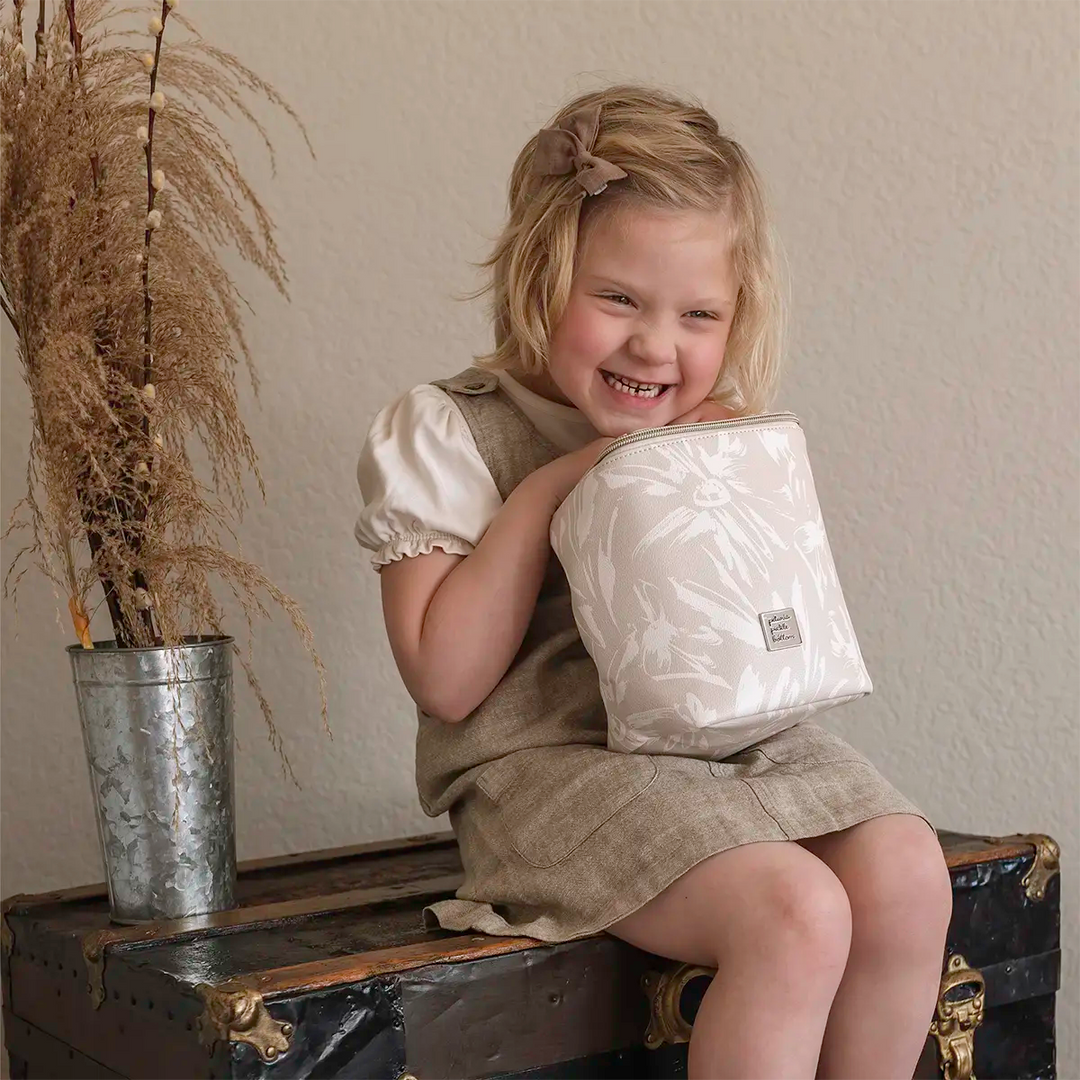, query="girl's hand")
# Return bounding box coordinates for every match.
[530,436,616,508]
[668,400,739,425]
